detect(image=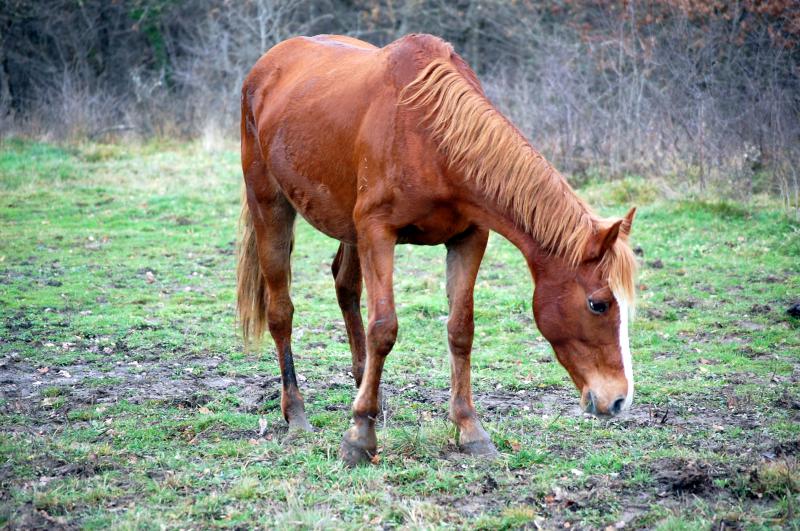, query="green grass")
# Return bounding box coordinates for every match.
[1,138,798,529]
